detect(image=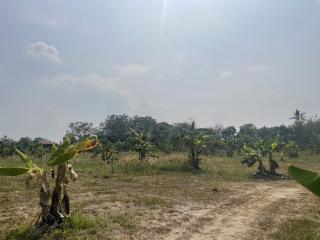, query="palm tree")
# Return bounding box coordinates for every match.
[290,109,306,122]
